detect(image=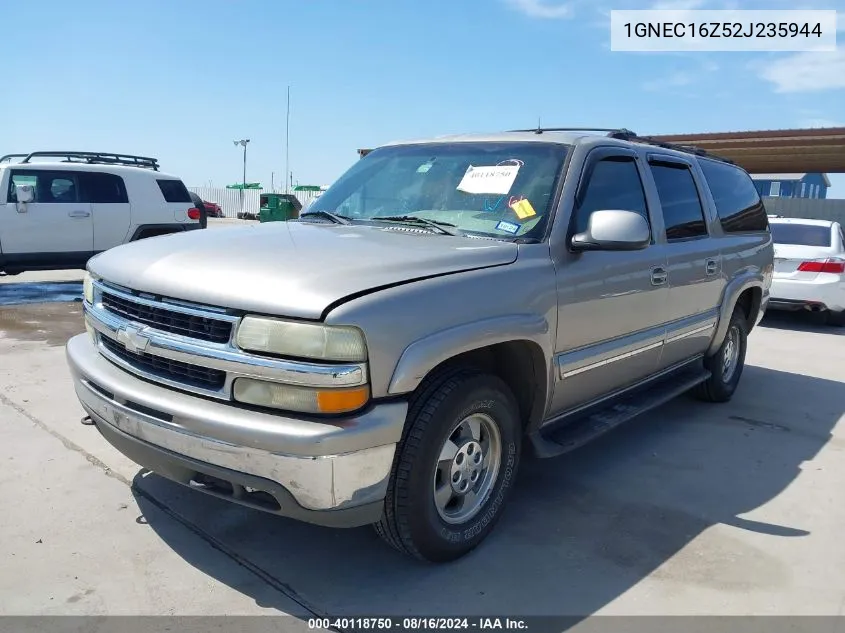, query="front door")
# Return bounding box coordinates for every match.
[549,148,670,416]
[1,169,93,266]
